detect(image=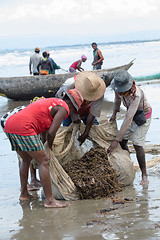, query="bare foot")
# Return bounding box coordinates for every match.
[19,194,33,201]
[140,176,149,188]
[27,183,40,191]
[44,198,68,208]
